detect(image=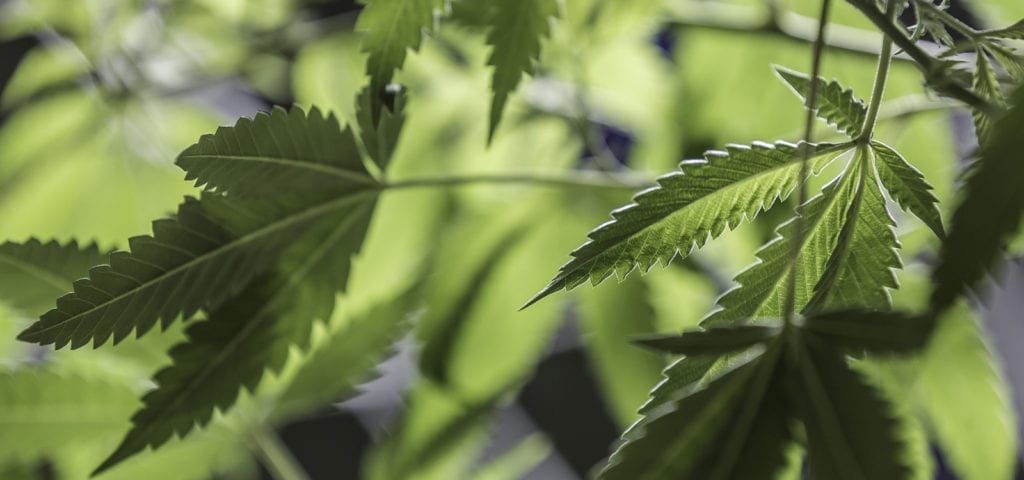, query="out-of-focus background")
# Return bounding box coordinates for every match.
[1,0,1023,478]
